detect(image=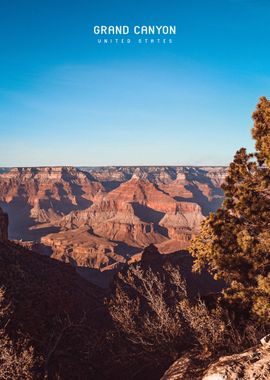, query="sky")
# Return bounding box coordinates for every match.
[0,0,270,166]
